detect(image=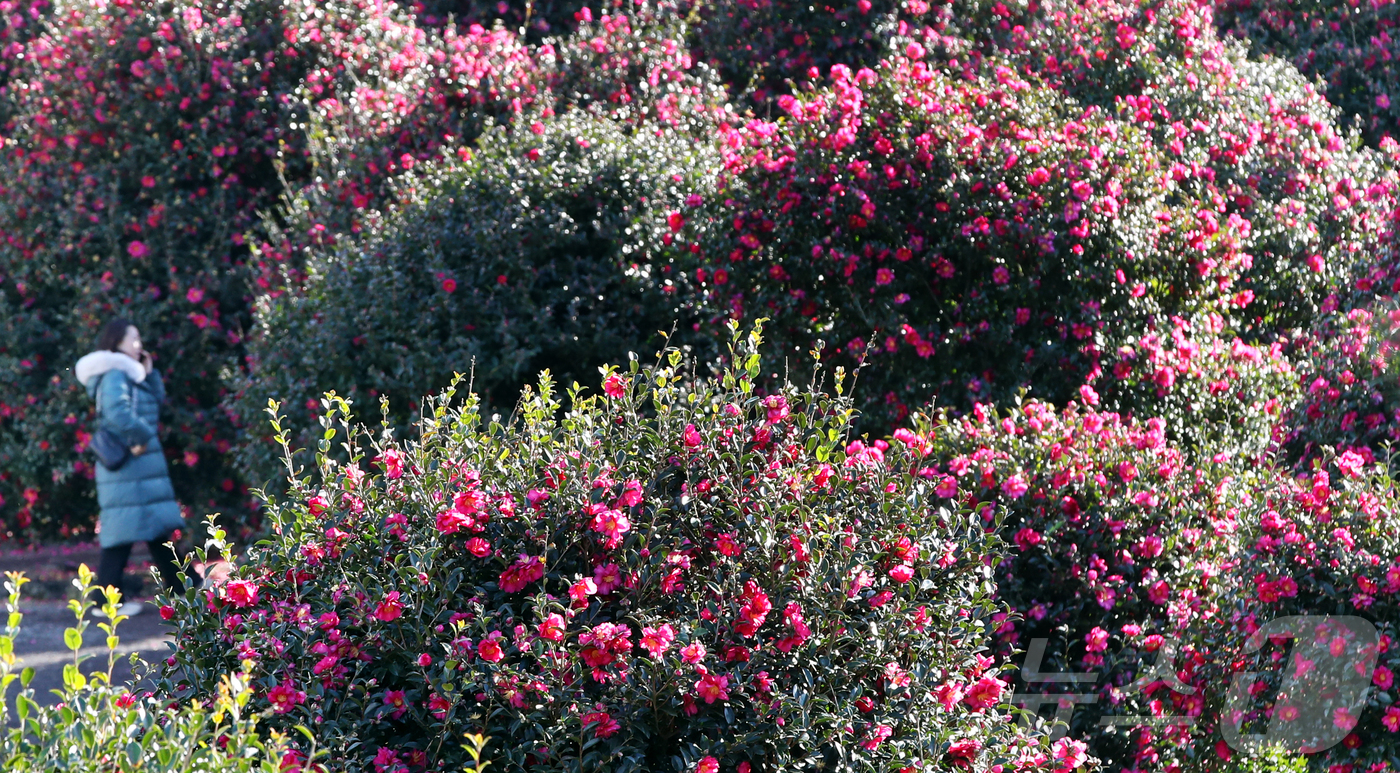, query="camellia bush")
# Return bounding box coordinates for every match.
[0,0,308,543]
[1182,450,1400,772]
[159,325,1092,773]
[228,101,721,504]
[682,0,1398,439]
[906,394,1247,767]
[1216,0,1400,147]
